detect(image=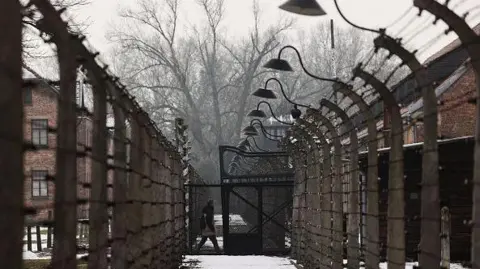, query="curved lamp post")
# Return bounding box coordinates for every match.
[247,101,297,125]
[253,78,310,108]
[242,119,284,142]
[251,78,307,120]
[245,136,269,152]
[263,45,340,84]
